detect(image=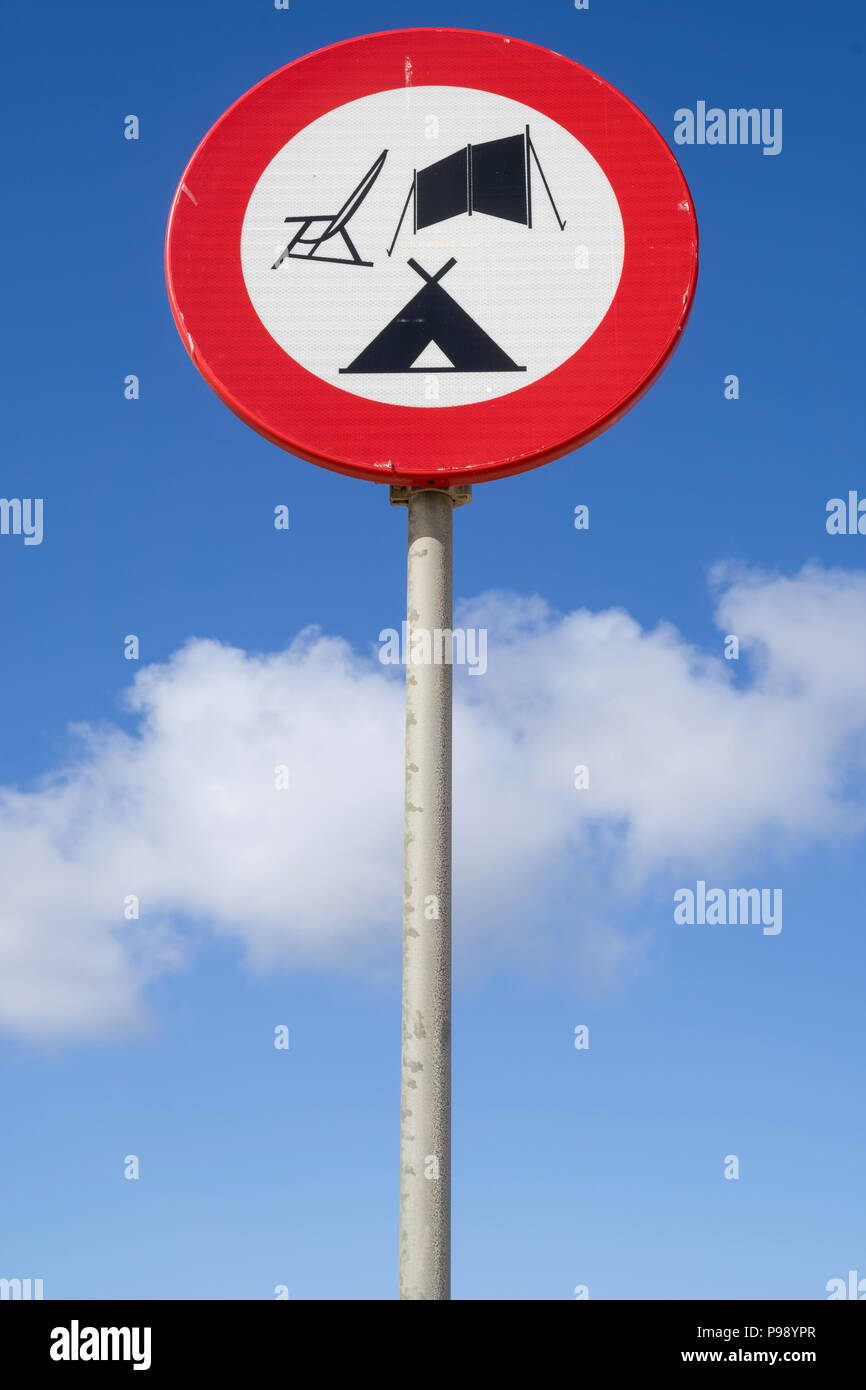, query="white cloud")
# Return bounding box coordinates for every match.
[1,565,864,1040]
